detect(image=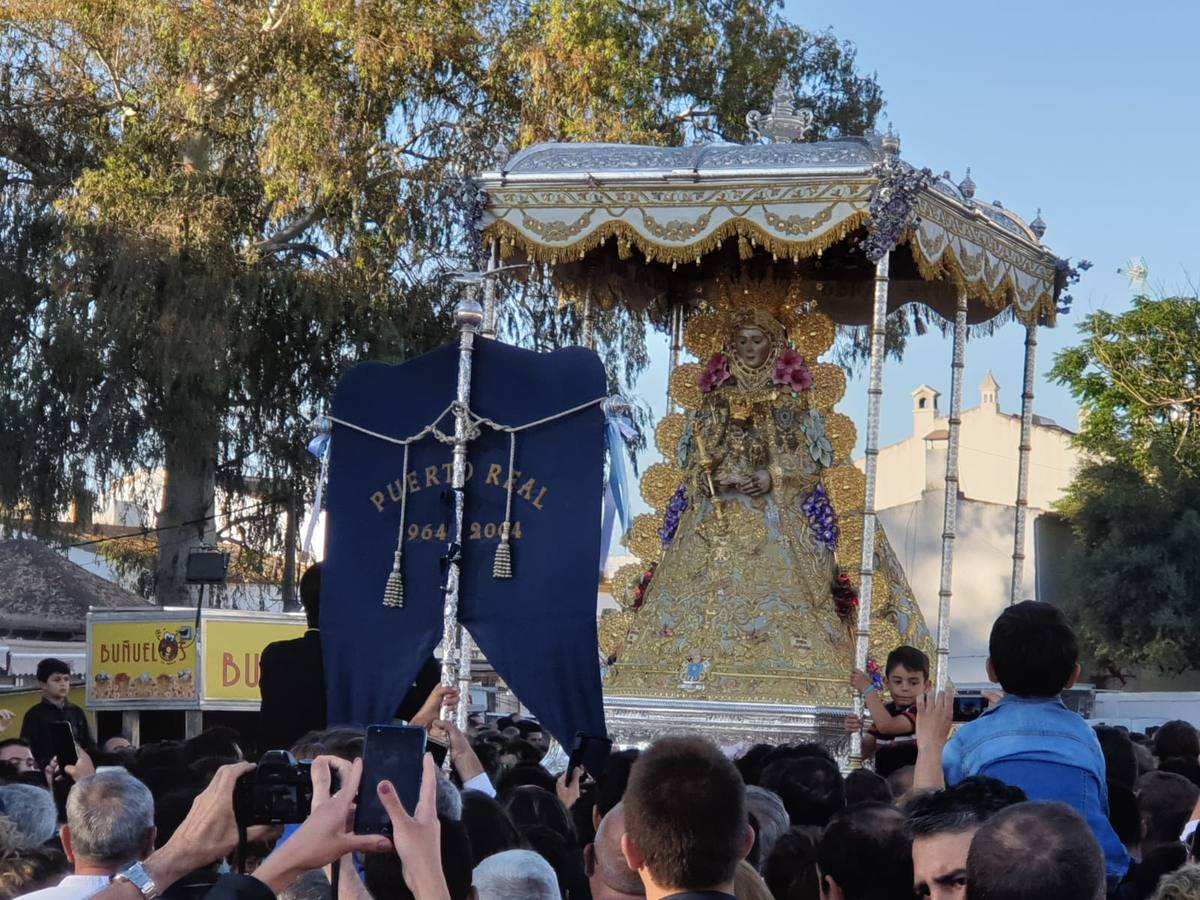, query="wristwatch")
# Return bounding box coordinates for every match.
[113,861,159,899]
